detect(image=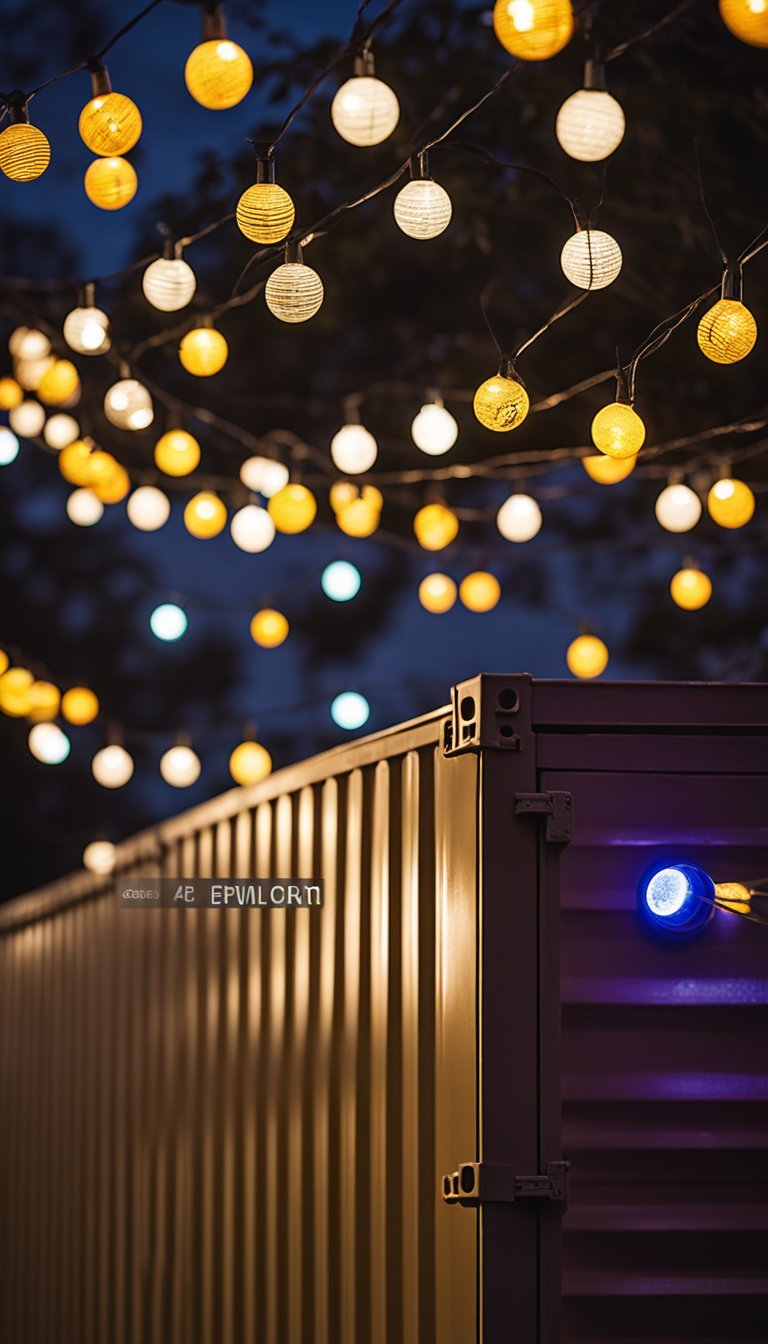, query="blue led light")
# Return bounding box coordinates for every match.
[150,602,188,642]
[638,861,716,940]
[645,867,690,917]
